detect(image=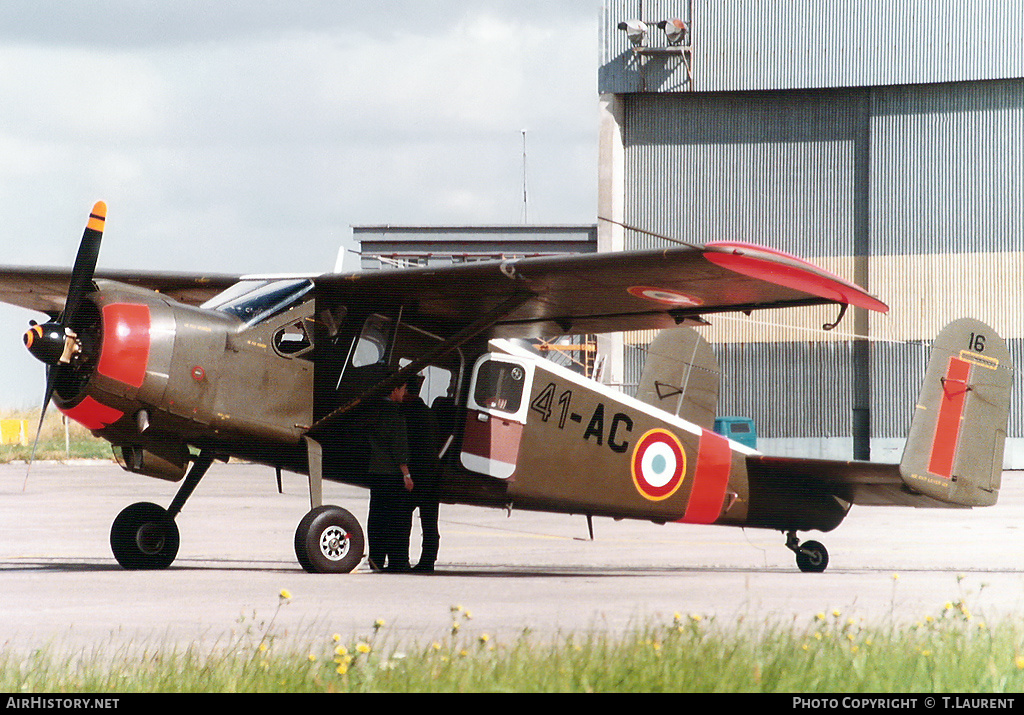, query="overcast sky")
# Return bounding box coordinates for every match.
[0,1,602,408]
